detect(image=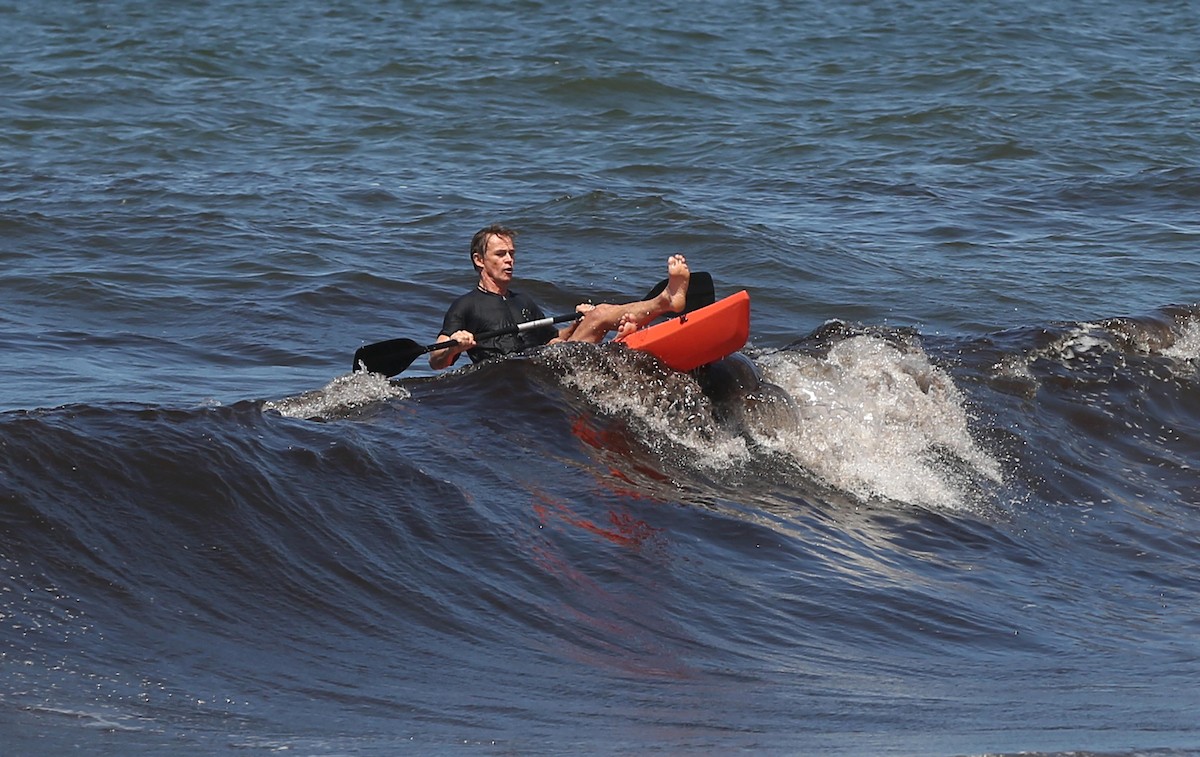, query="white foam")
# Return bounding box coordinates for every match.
[1035,315,1200,378]
[549,346,753,469]
[548,340,1001,510]
[1162,317,1200,362]
[1046,322,1114,360]
[755,336,1003,510]
[264,372,409,419]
